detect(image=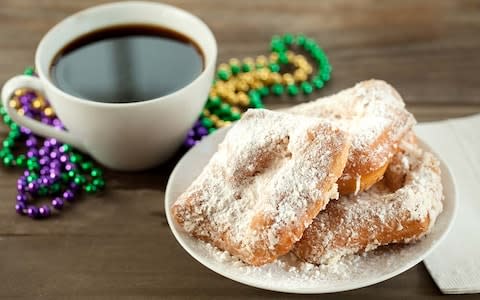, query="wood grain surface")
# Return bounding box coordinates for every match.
[1,0,479,299]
